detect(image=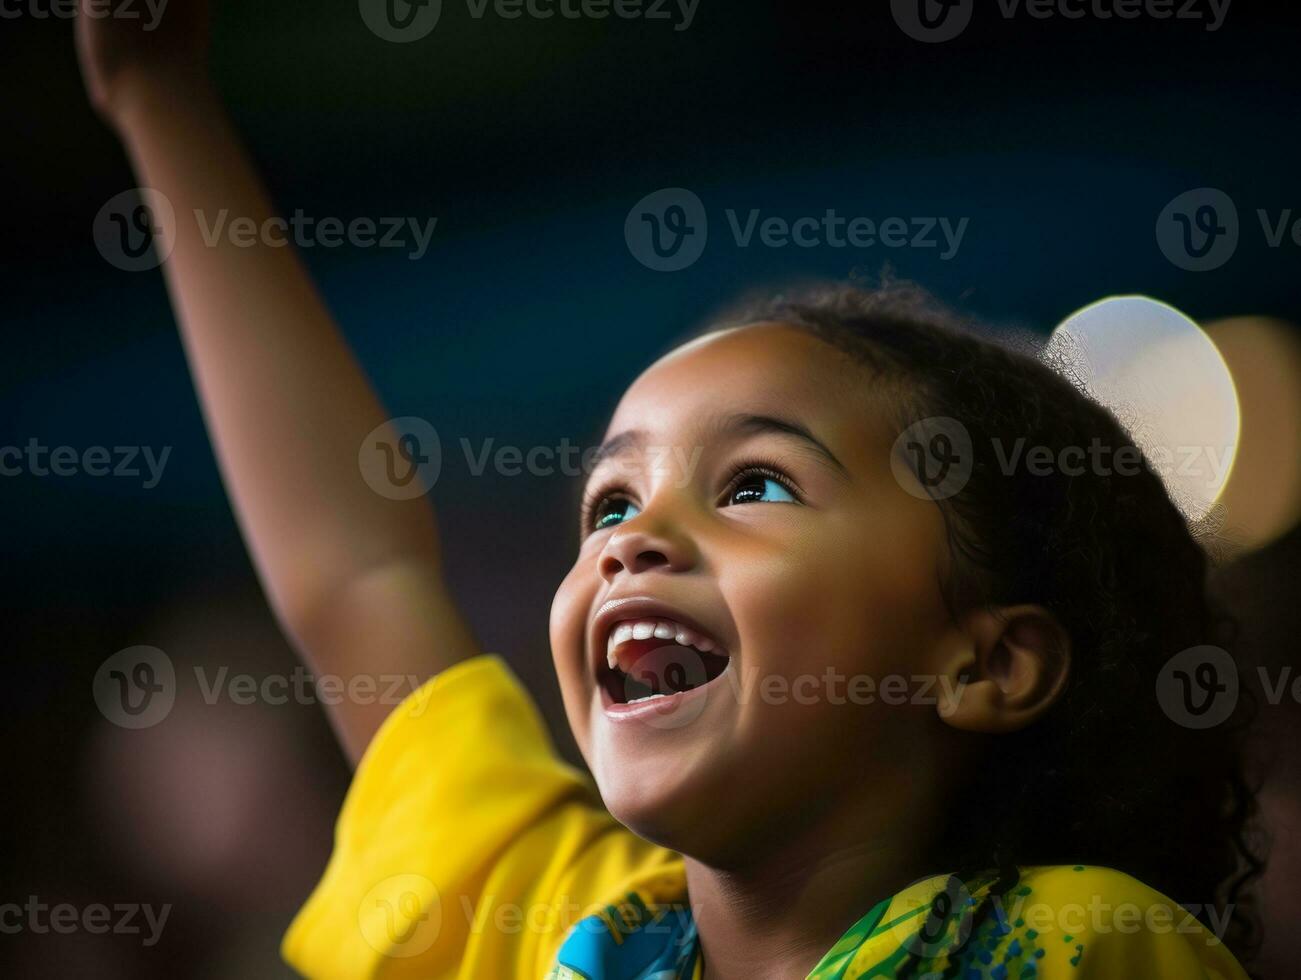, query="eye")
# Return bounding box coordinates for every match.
[590,495,642,531]
[724,467,799,506]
